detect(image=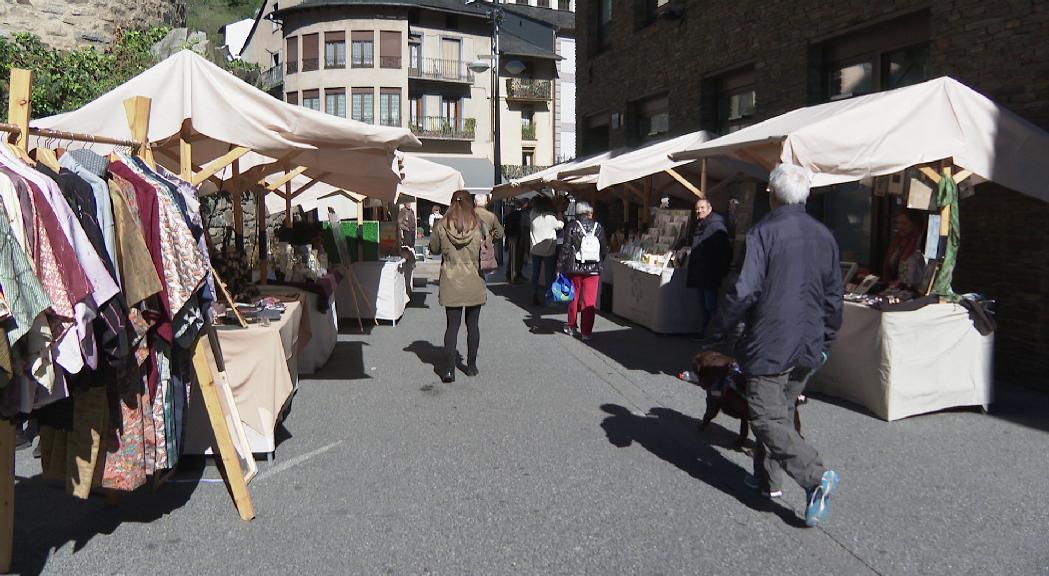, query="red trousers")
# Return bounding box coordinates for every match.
[567,273,600,336]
